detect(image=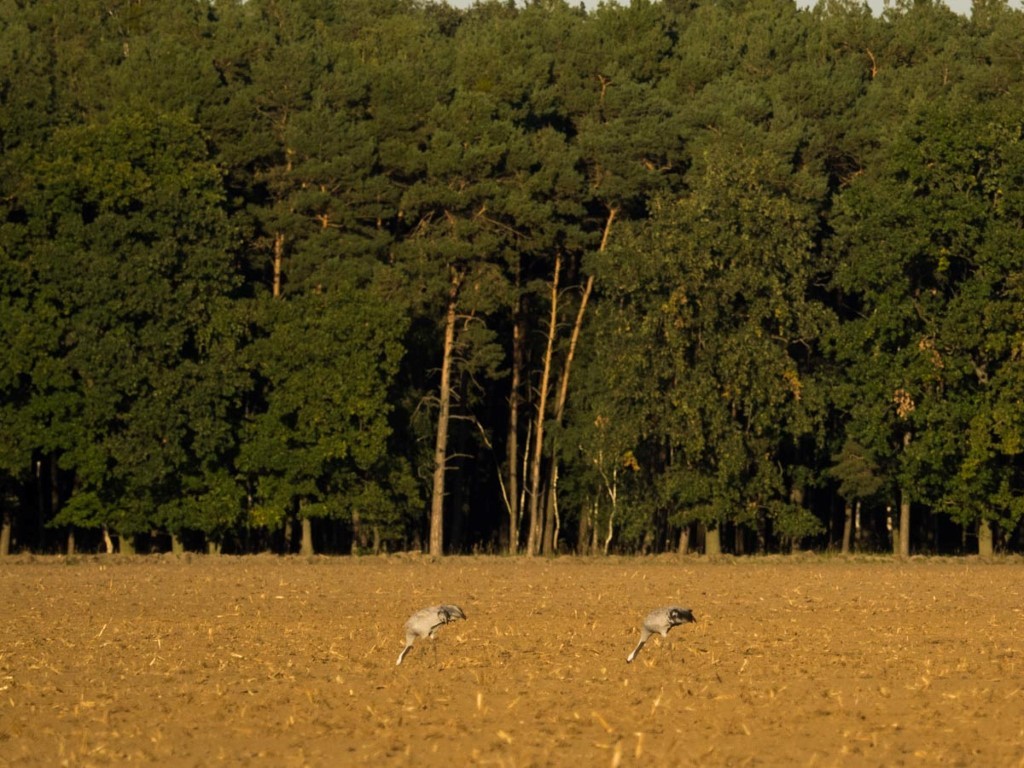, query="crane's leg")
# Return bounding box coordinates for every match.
[397,643,413,665]
[626,639,646,663]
